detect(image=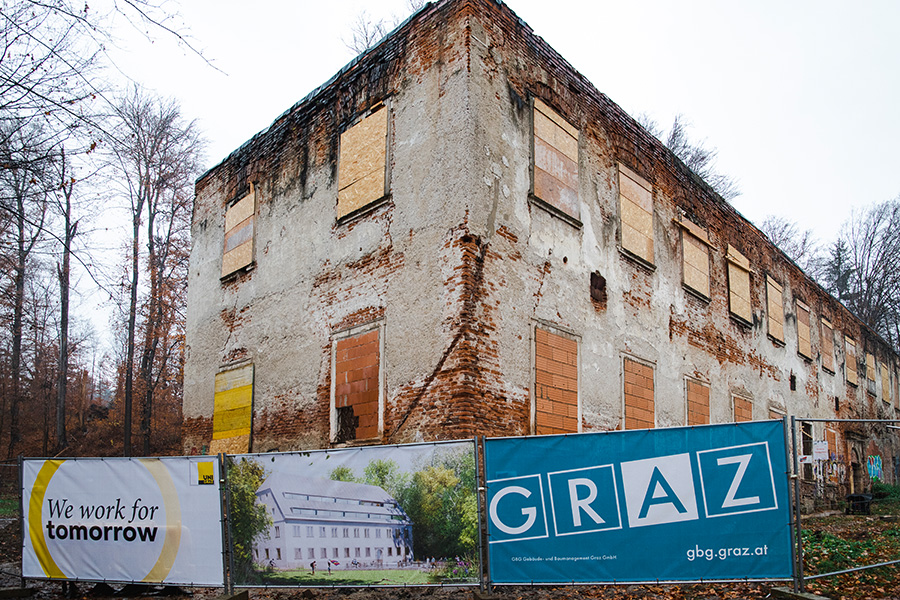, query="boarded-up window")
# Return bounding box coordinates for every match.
[881,362,890,404]
[866,352,877,396]
[619,163,654,264]
[338,106,388,220]
[333,327,381,442]
[211,364,254,454]
[766,276,784,344]
[821,319,835,373]
[686,379,709,426]
[726,245,752,324]
[534,327,579,435]
[845,337,858,386]
[222,186,256,277]
[624,357,654,429]
[797,300,811,359]
[533,99,579,220]
[801,423,813,480]
[733,396,752,422]
[680,219,710,299]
